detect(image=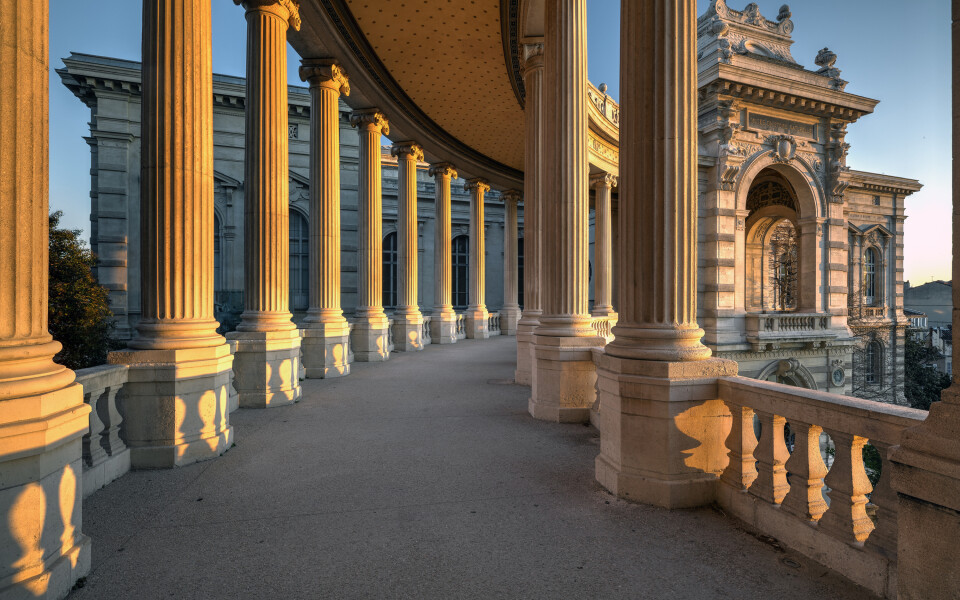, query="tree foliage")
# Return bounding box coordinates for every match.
[48,211,116,370]
[903,335,951,411]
